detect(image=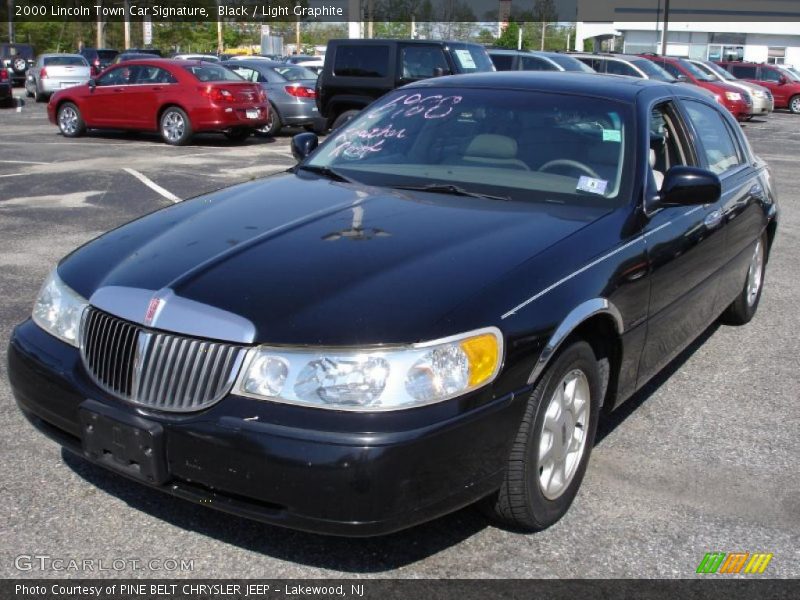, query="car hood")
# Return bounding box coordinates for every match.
[61,173,610,345]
